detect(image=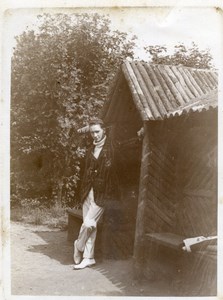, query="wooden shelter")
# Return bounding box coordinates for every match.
[101,61,218,295]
